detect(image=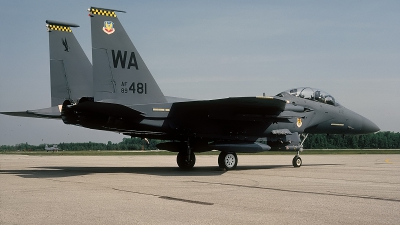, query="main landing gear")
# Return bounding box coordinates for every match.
[176,150,238,170]
[218,152,238,170]
[176,151,196,170]
[175,142,238,170]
